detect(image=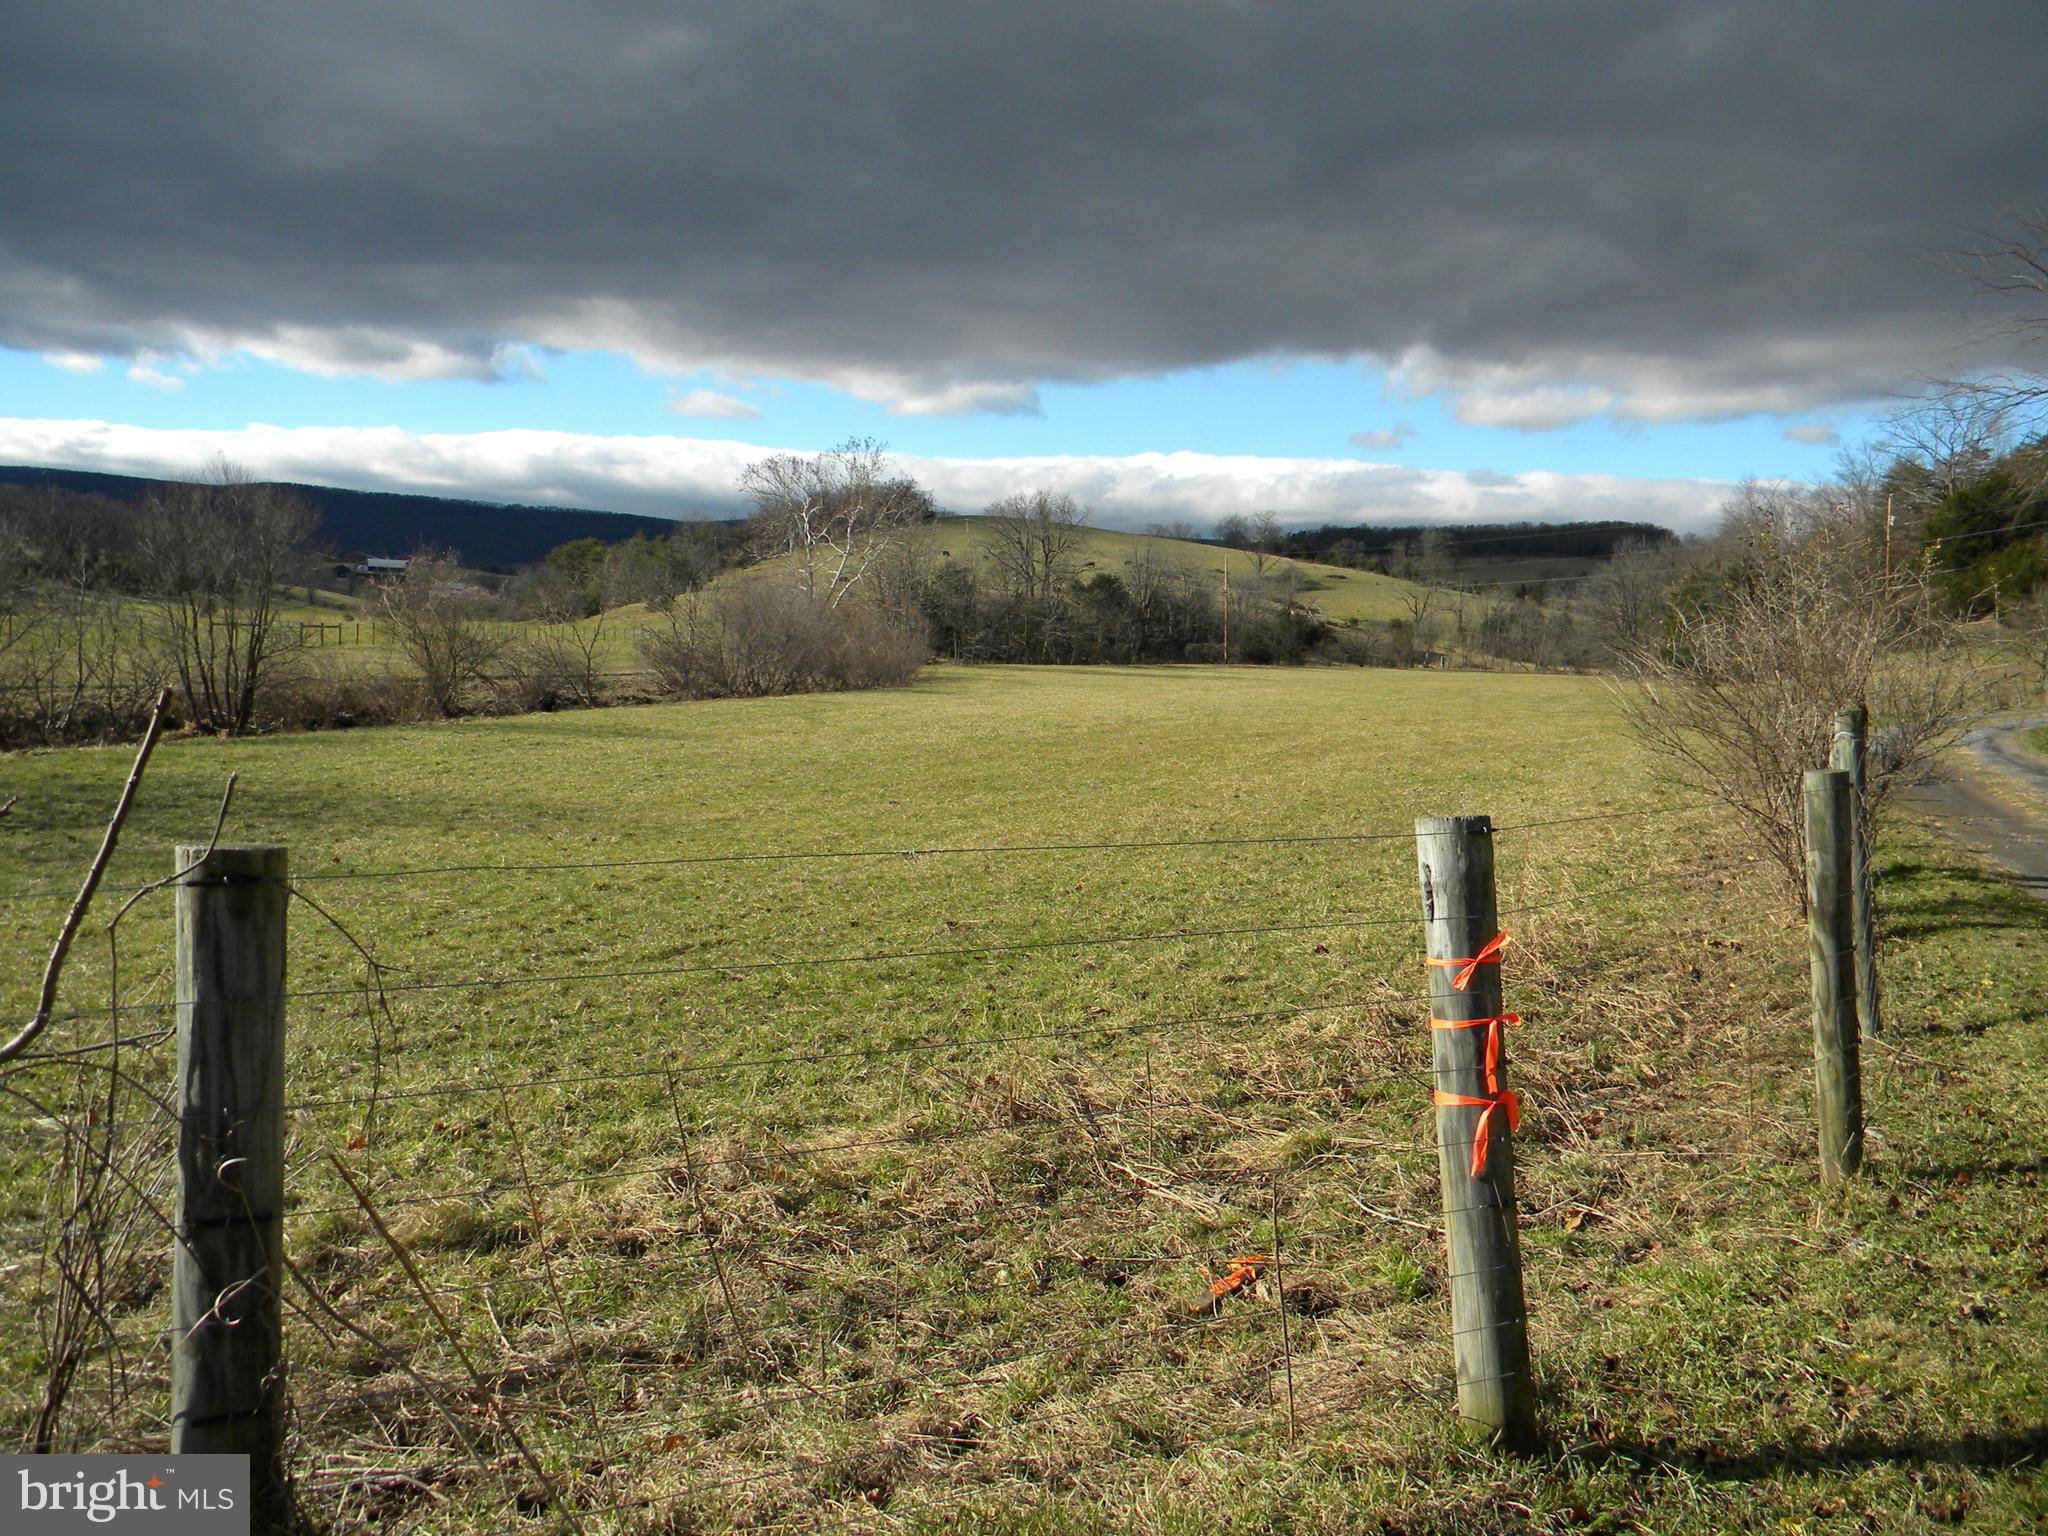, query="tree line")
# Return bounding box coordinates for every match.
[0,462,747,742]
[1214,513,1676,571]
